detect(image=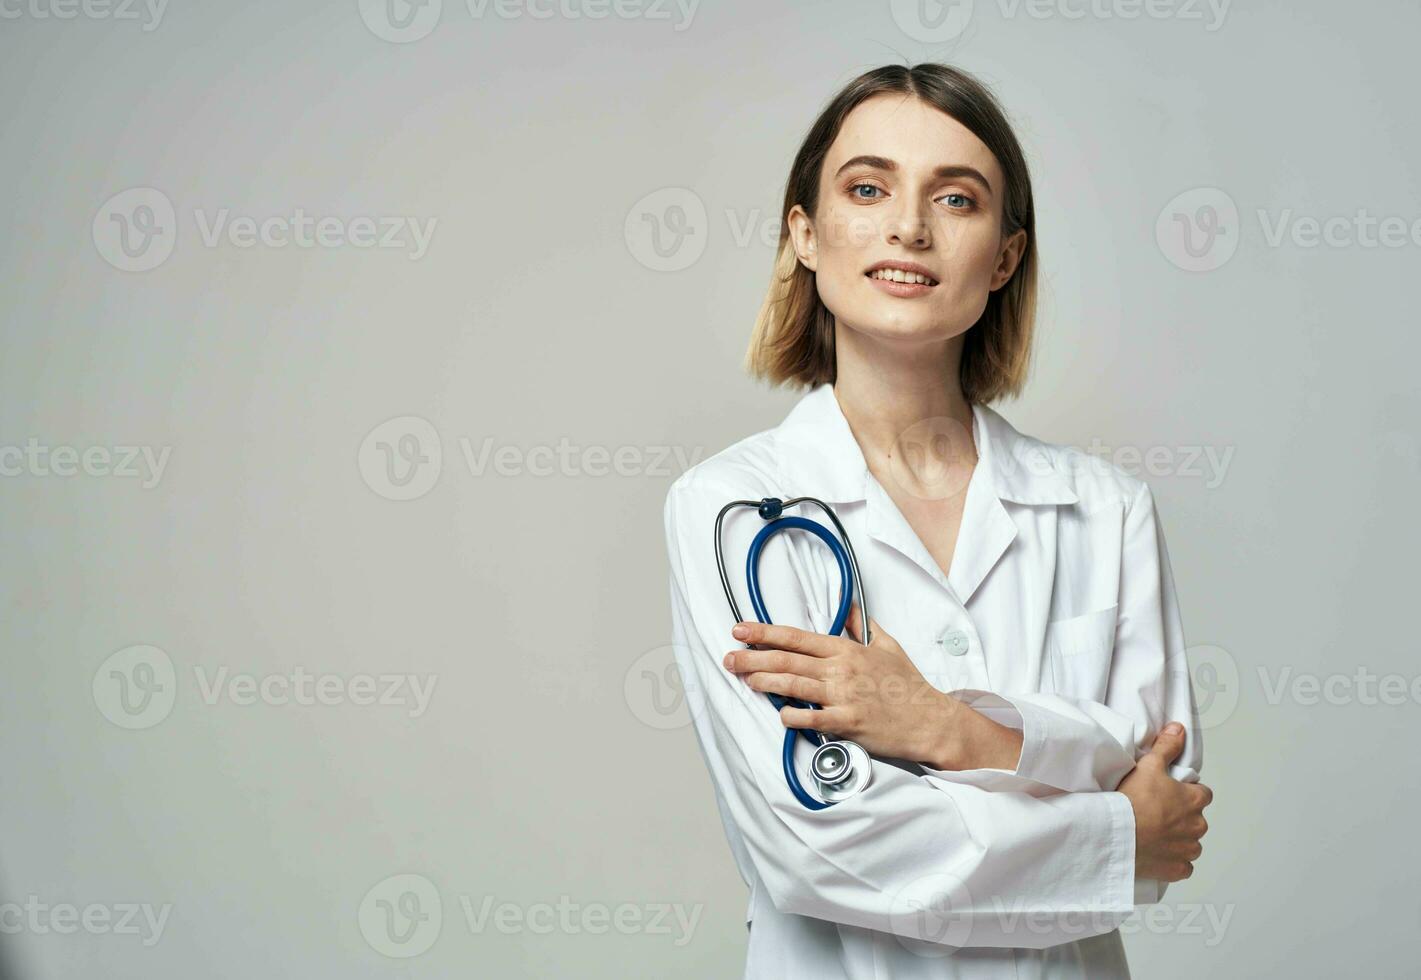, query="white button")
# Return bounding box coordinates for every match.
[940,628,970,656]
